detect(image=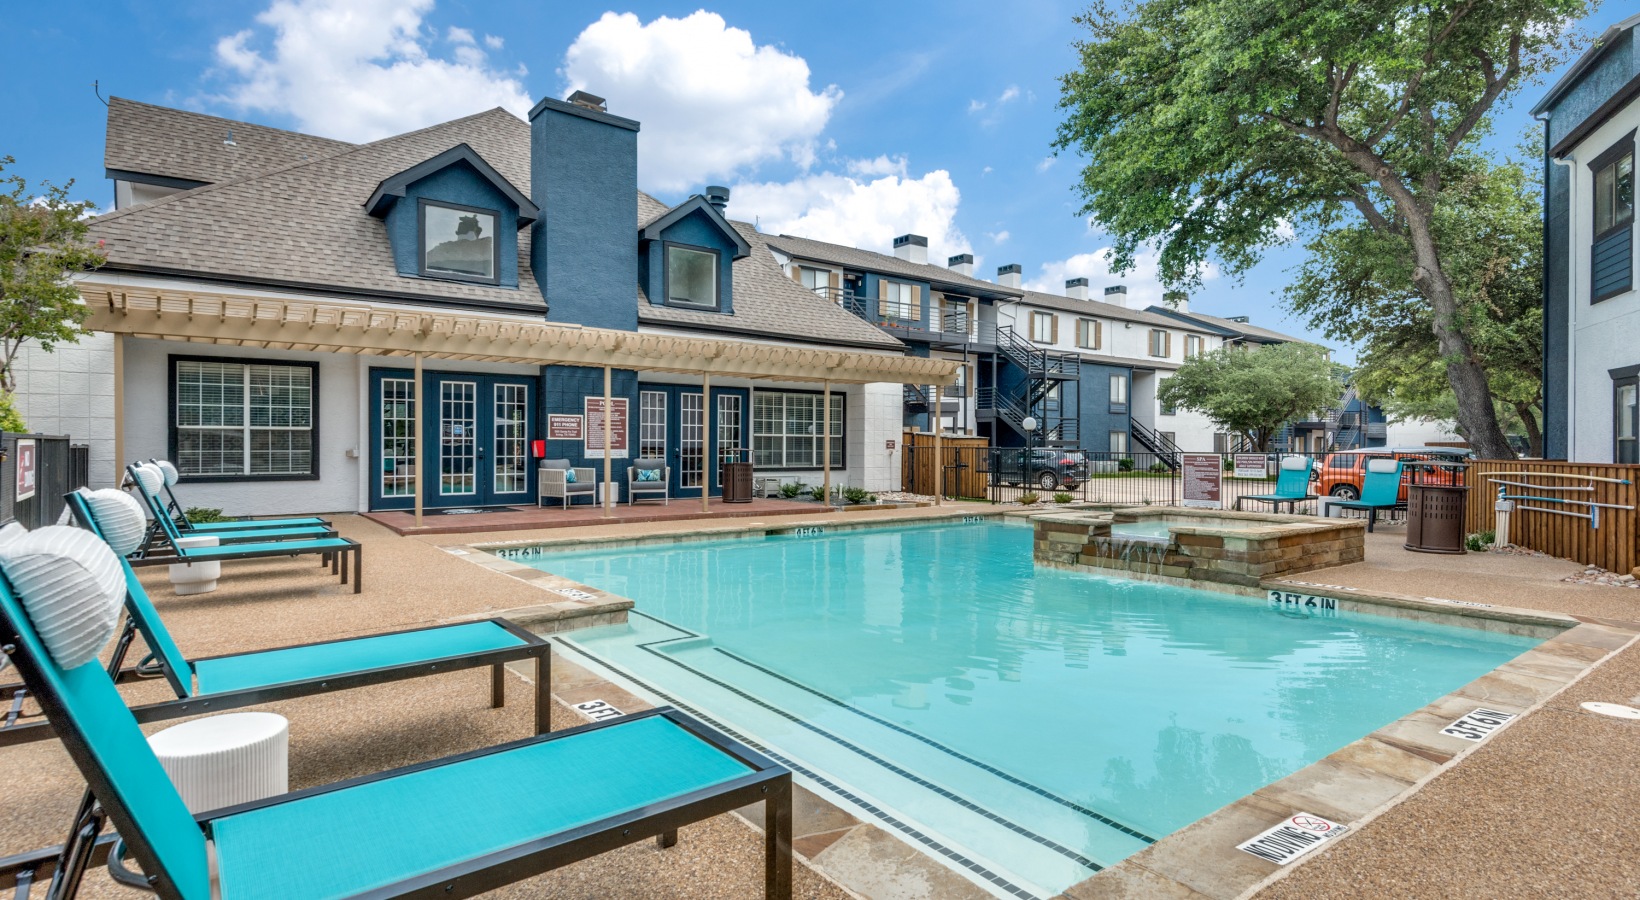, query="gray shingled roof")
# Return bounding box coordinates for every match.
[104,97,355,186]
[89,108,546,310]
[765,233,1023,299]
[637,218,902,349]
[1161,309,1305,344]
[1014,289,1207,330]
